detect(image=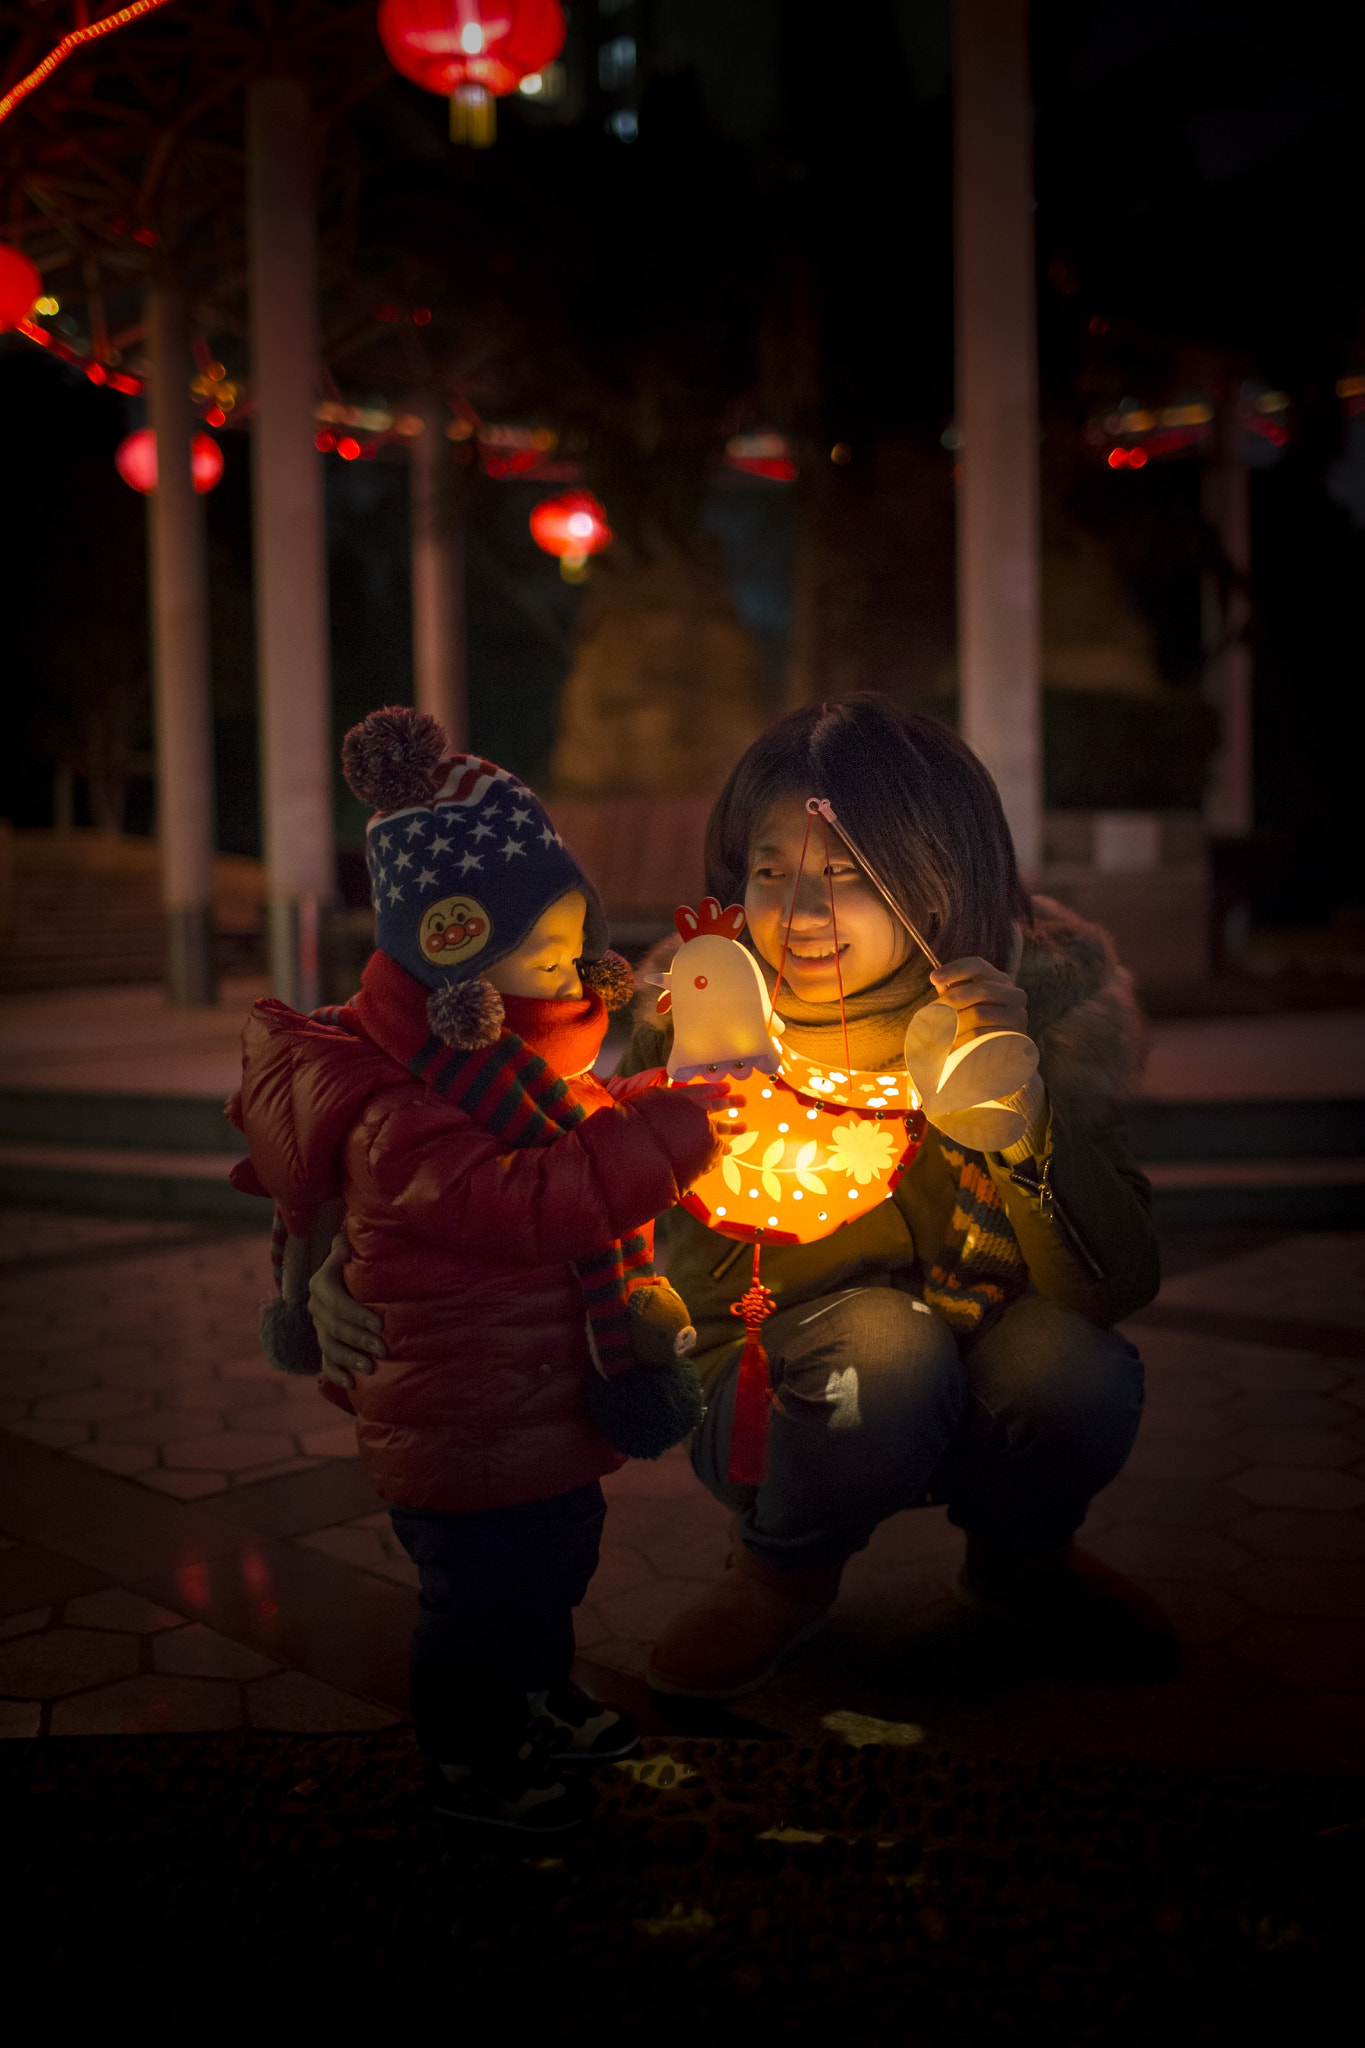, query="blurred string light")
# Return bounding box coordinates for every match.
[0,0,181,130]
[1338,374,1365,422]
[1091,385,1294,472]
[0,243,41,330]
